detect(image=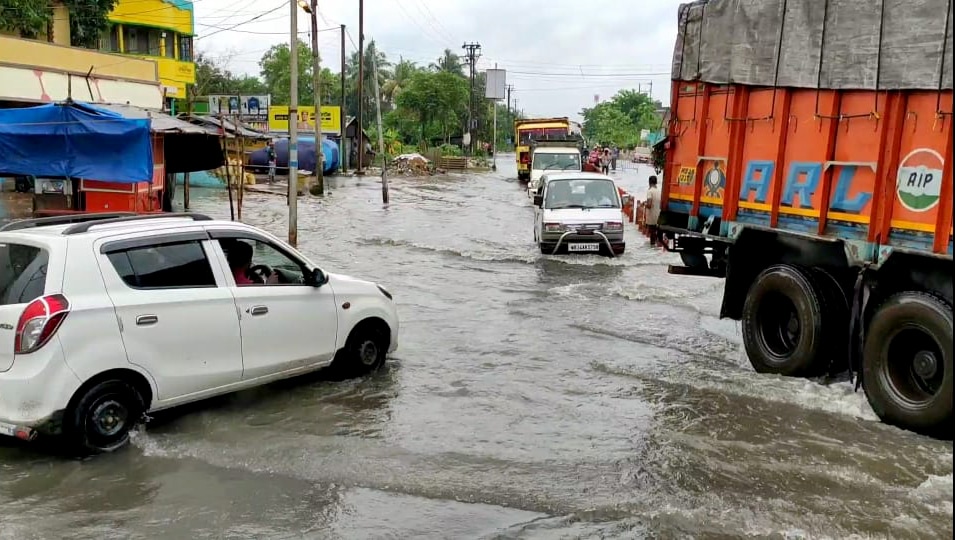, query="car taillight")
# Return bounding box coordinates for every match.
[544,222,563,232]
[604,221,623,231]
[15,294,70,355]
